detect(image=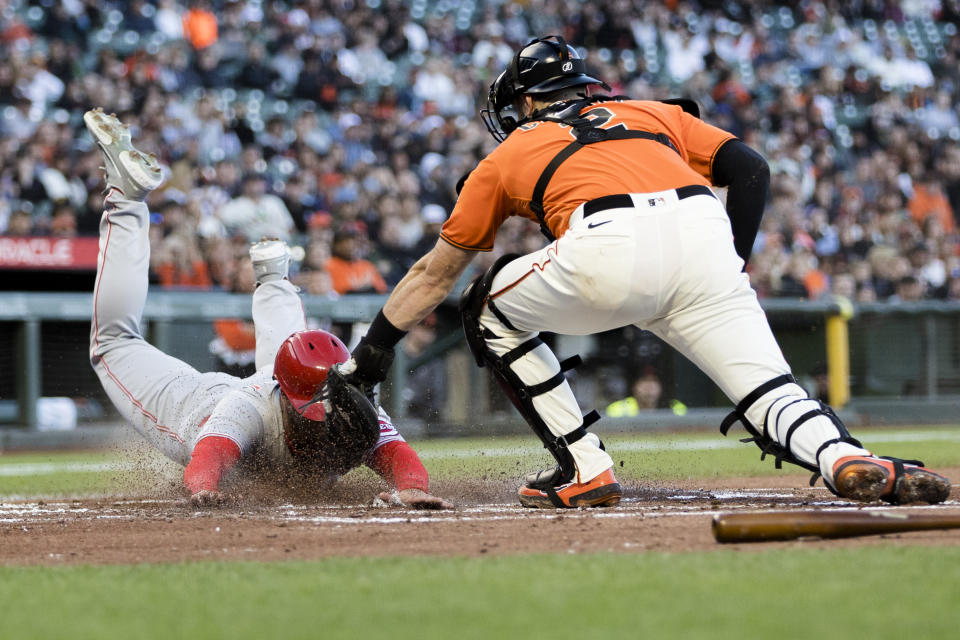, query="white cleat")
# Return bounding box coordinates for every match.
[83,108,163,200]
[249,238,291,285]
